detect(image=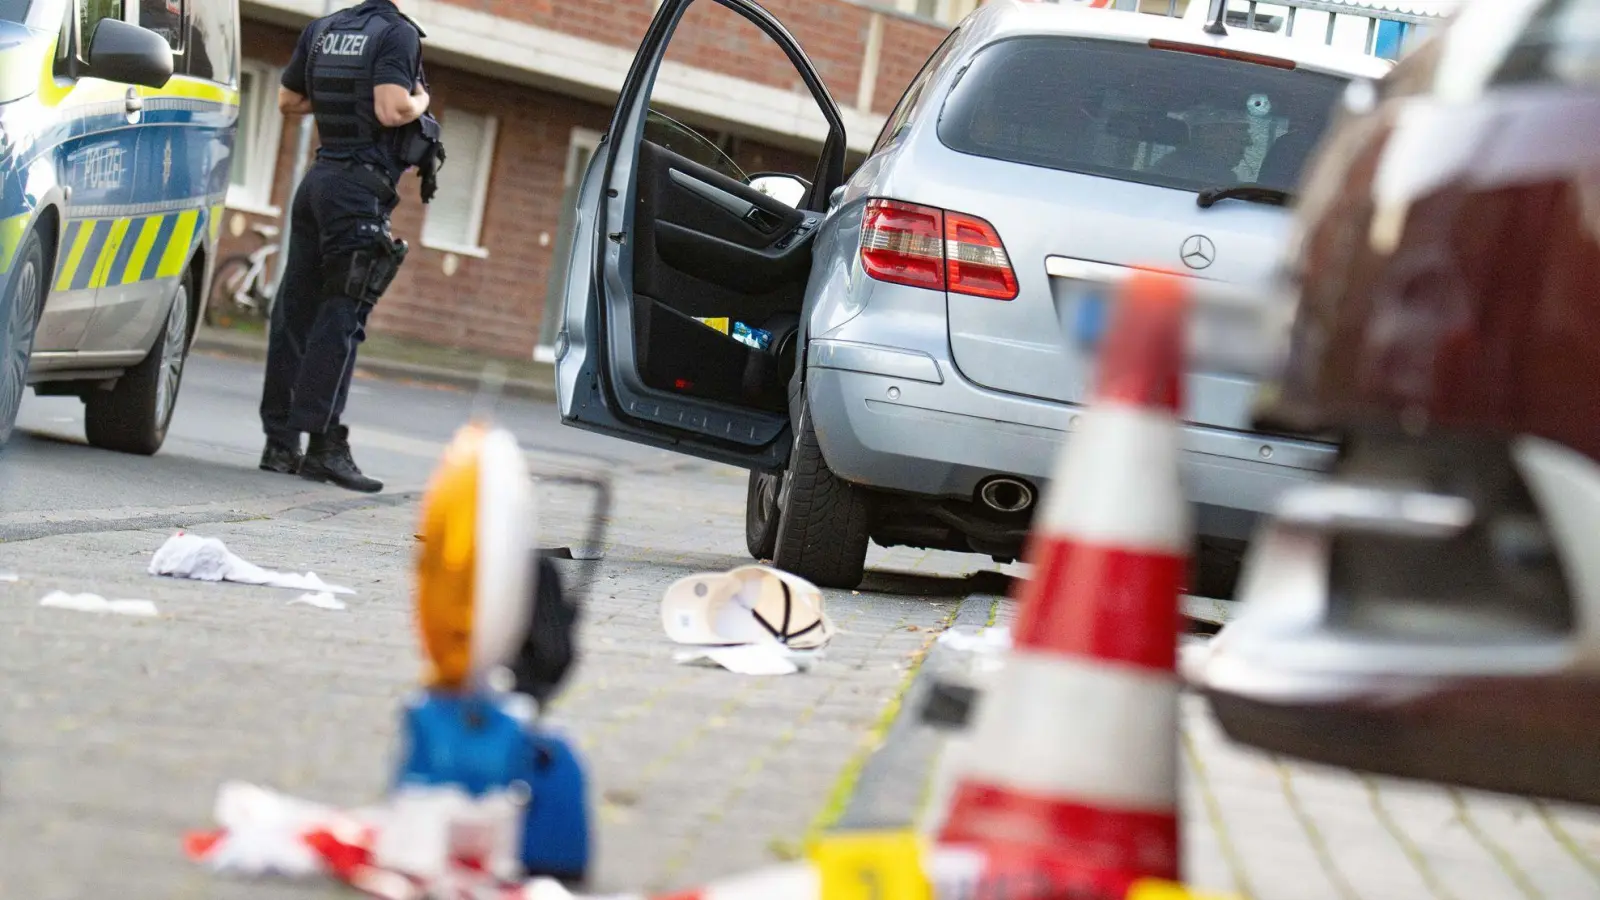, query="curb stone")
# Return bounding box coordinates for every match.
[191,327,558,402]
[830,592,1001,832]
